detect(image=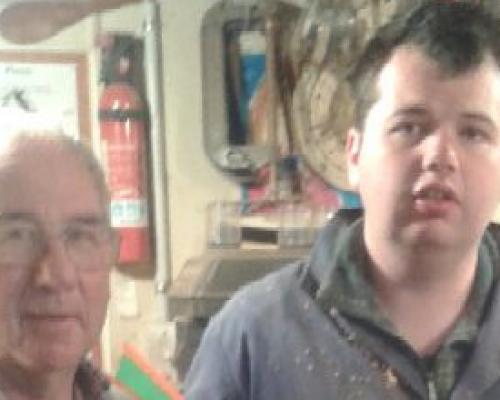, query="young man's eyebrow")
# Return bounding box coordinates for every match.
[390,105,429,118]
[461,112,497,129]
